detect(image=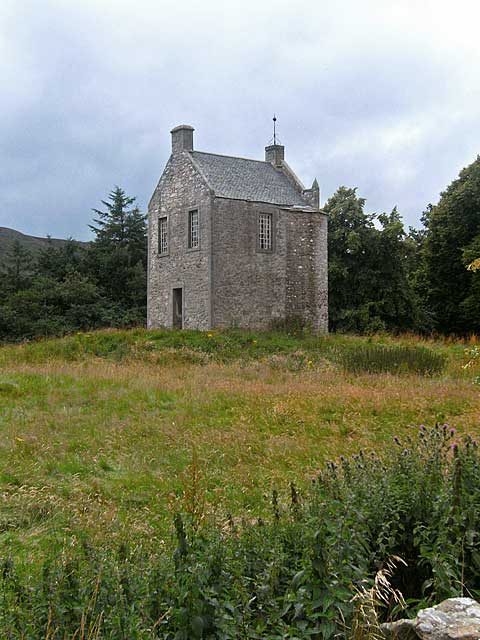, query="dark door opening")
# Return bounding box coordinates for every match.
[173,288,183,329]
